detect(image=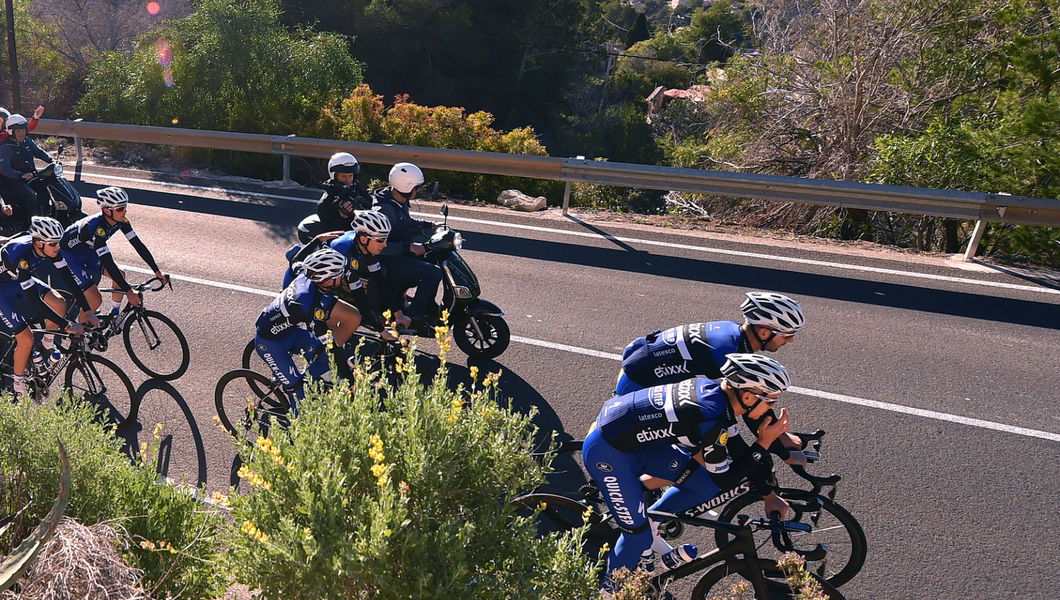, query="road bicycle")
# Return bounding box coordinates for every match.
[85,277,190,381]
[218,334,404,444]
[510,490,845,599]
[525,430,866,590]
[0,327,137,426]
